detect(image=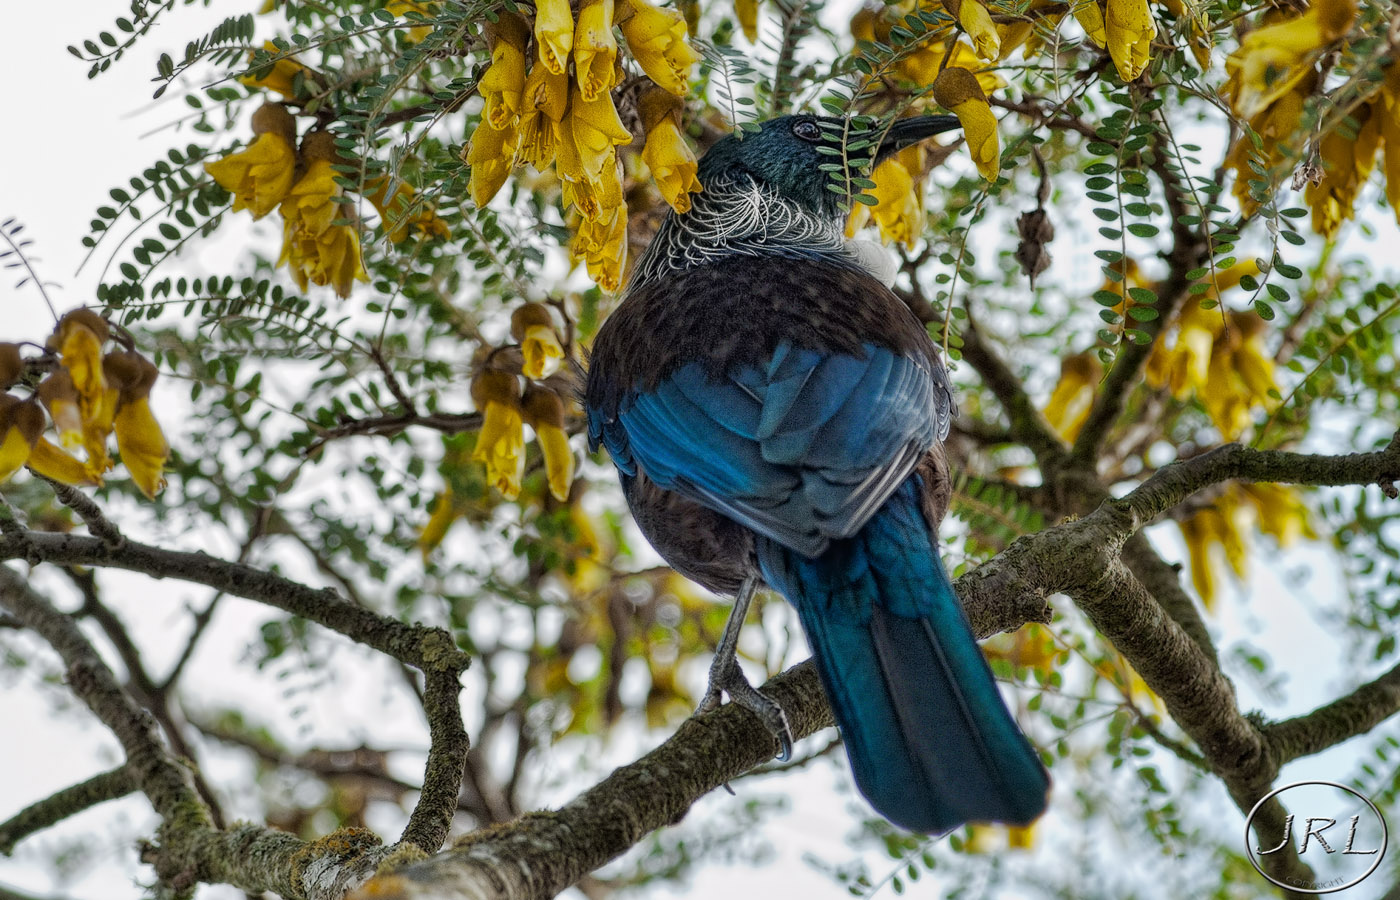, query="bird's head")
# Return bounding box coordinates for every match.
[696,113,961,217]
